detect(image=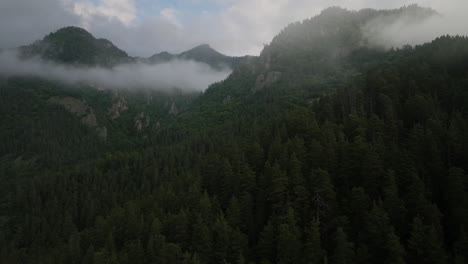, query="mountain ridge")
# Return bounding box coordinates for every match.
[18,26,243,70]
[148,43,246,69]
